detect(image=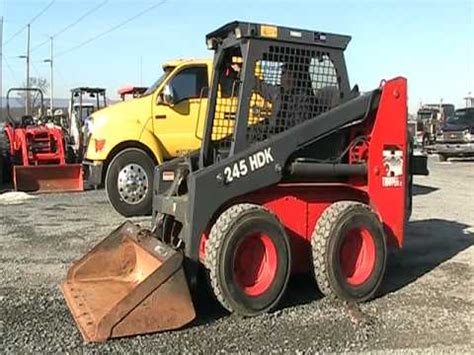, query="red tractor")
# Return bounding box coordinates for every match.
[0,88,83,192]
